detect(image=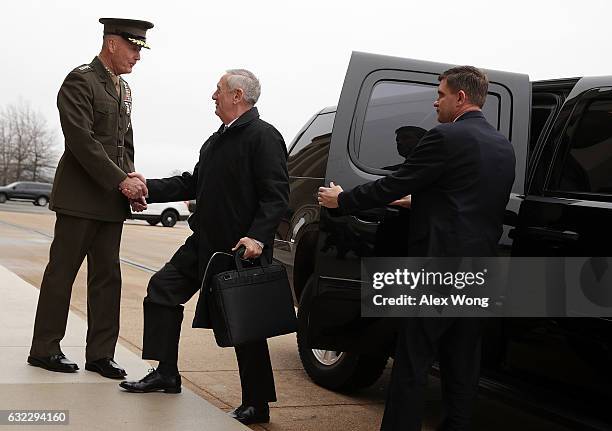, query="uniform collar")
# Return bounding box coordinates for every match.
[91,56,110,80]
[97,56,118,79]
[97,56,120,94]
[90,56,121,101]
